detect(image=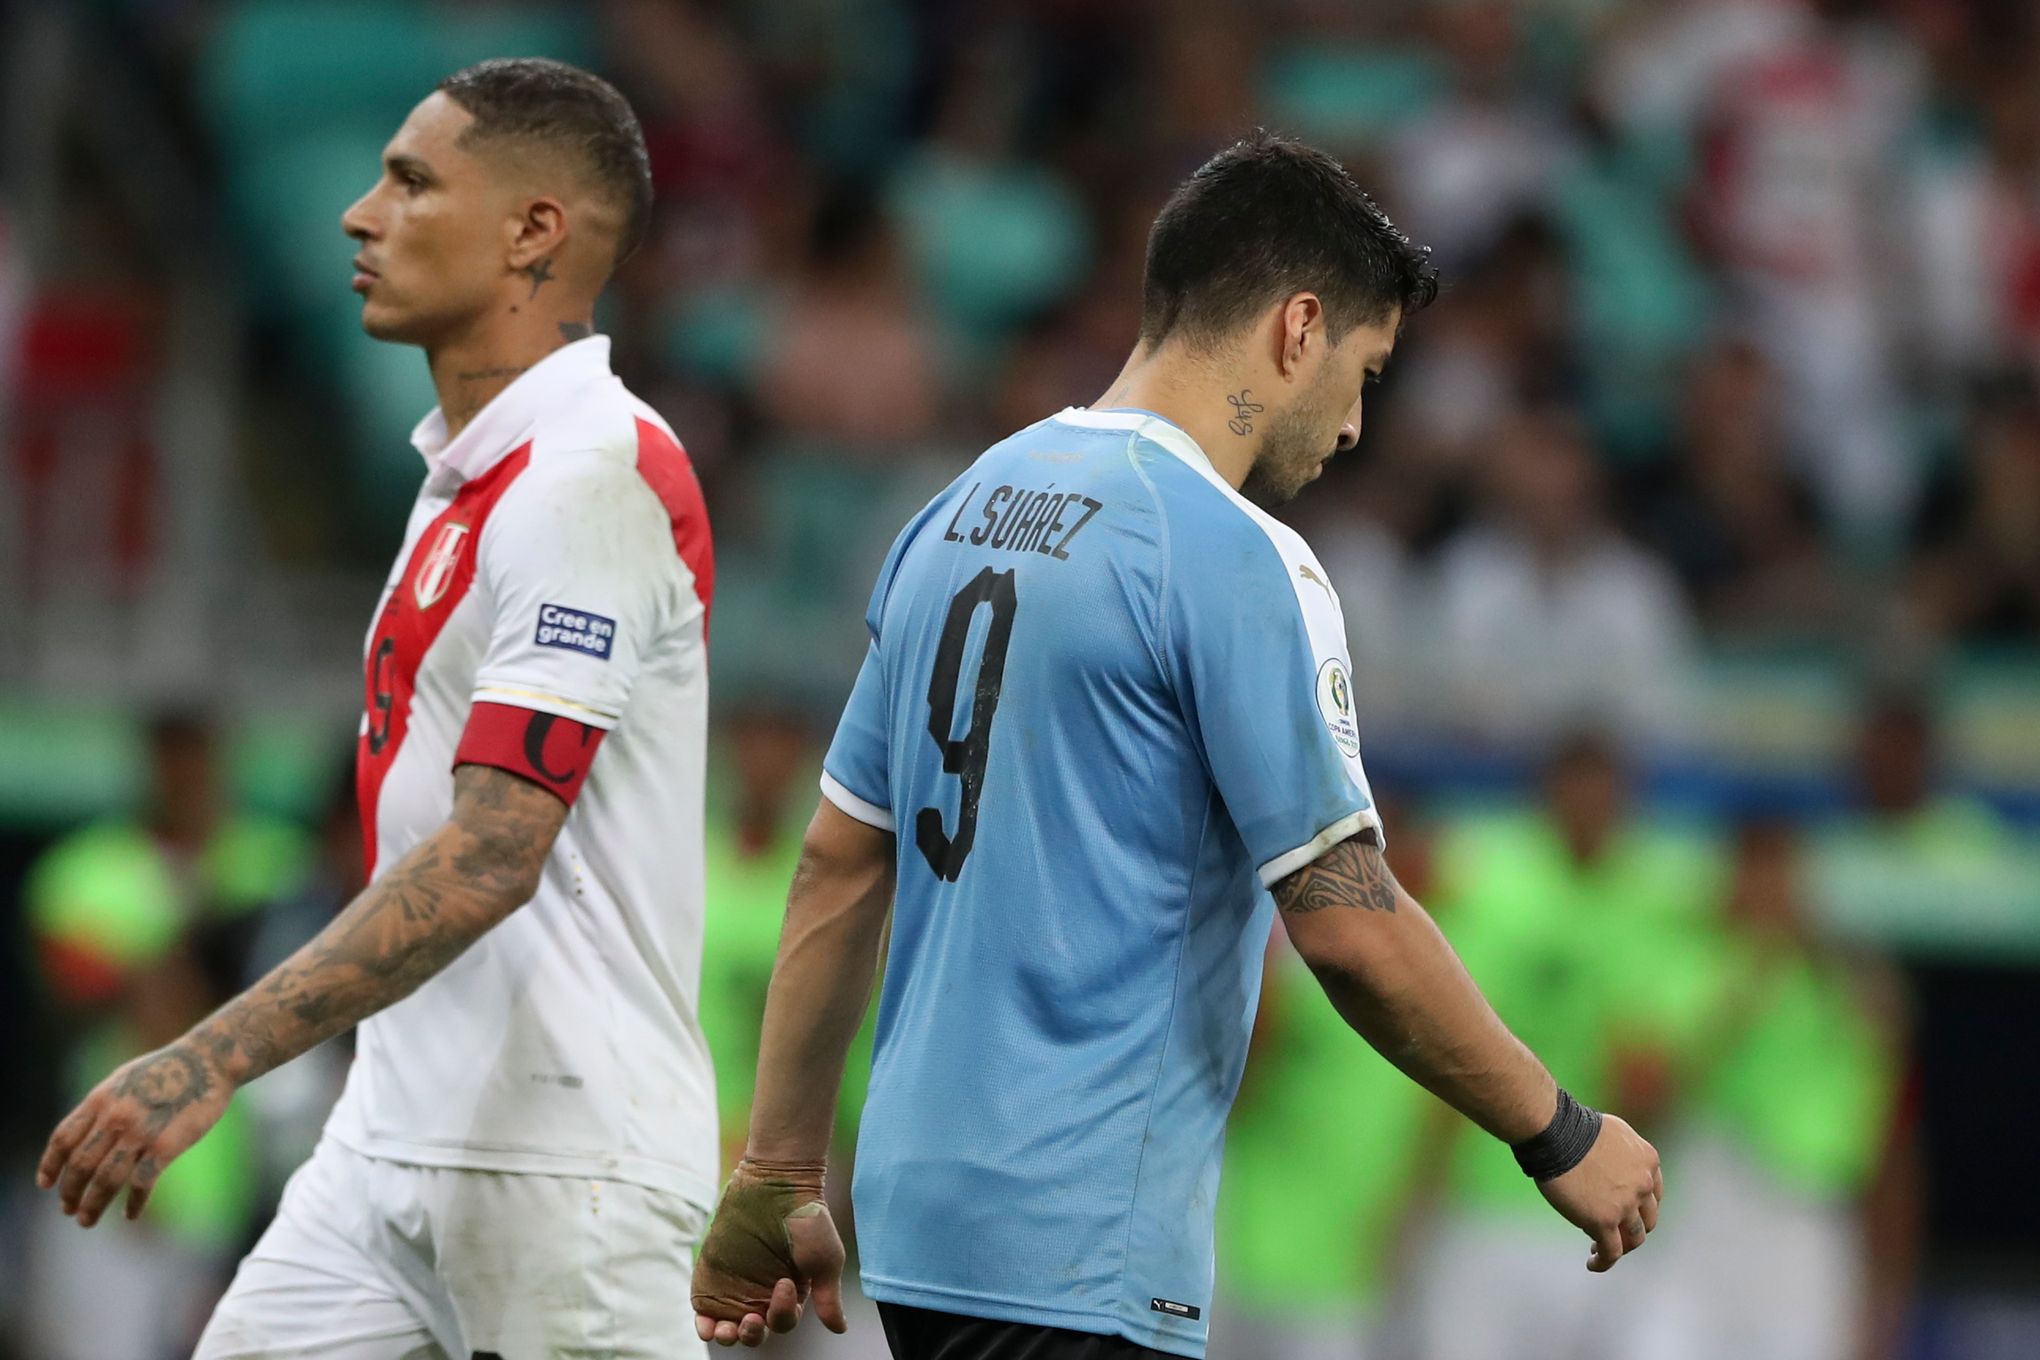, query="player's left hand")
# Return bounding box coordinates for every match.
[36,1041,233,1227]
[692,1158,849,1347]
